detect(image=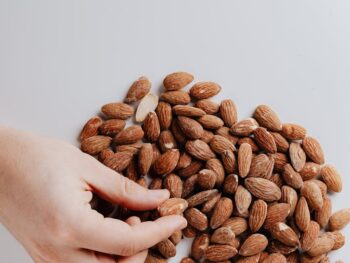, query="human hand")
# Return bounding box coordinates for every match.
[0,127,187,262]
